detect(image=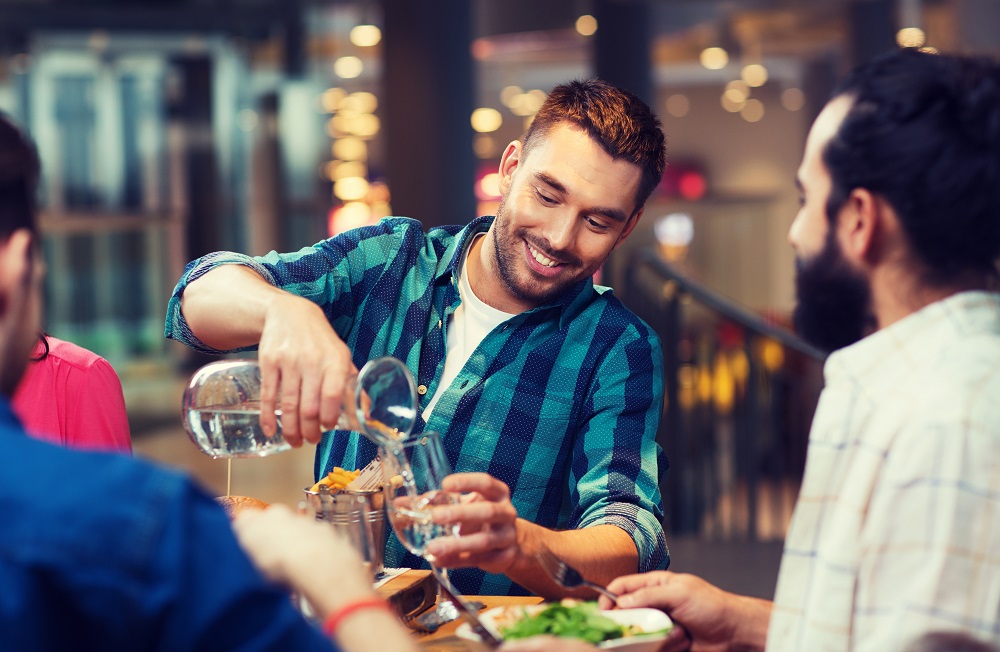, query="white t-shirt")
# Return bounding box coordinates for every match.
[422,235,514,422]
